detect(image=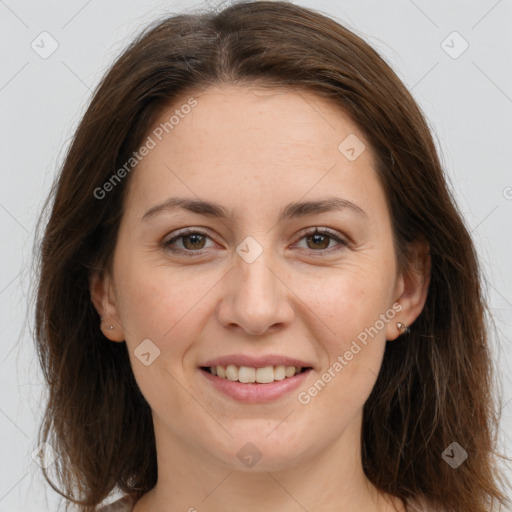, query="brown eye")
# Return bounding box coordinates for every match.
[163,227,347,258]
[163,229,214,256]
[306,232,331,250]
[181,233,207,250]
[295,228,347,255]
